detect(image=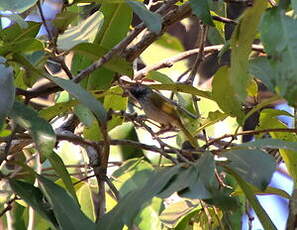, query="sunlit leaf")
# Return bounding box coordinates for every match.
[212,66,244,123]
[77,183,96,222]
[0,0,37,13]
[104,86,128,131]
[229,0,267,101]
[257,109,297,183]
[160,200,200,228]
[57,11,104,50]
